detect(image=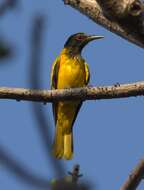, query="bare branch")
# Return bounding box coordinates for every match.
[97,0,144,18]
[0,81,144,102]
[68,164,83,183]
[0,145,50,188]
[63,0,144,48]
[120,159,144,190]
